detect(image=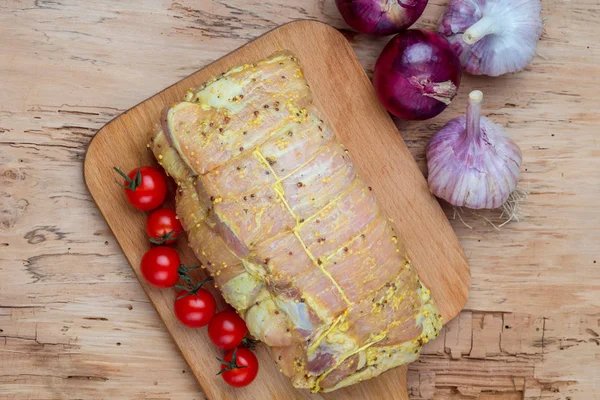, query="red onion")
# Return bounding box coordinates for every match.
[373,29,462,120]
[335,0,428,36]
